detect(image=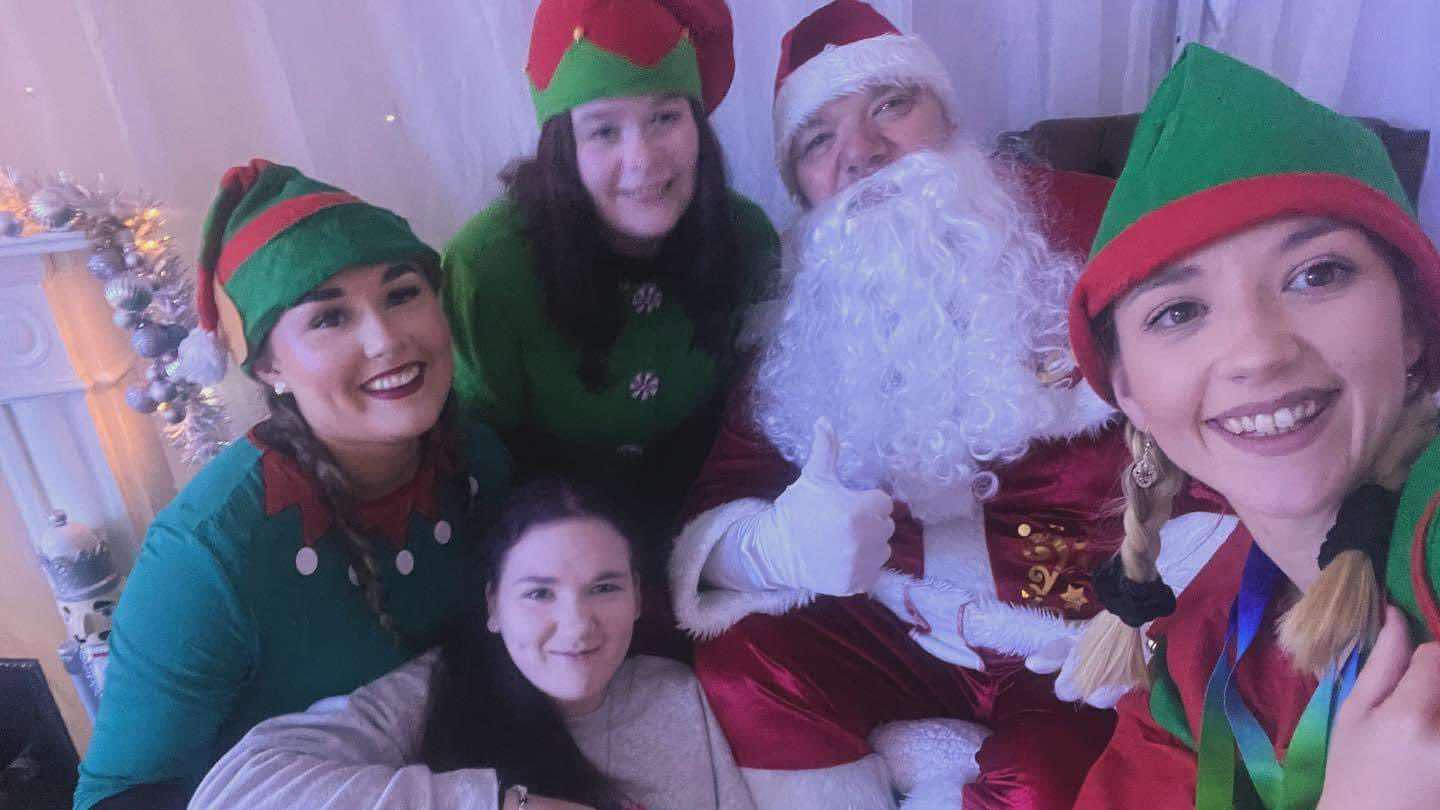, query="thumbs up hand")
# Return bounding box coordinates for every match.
[753,418,896,595]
